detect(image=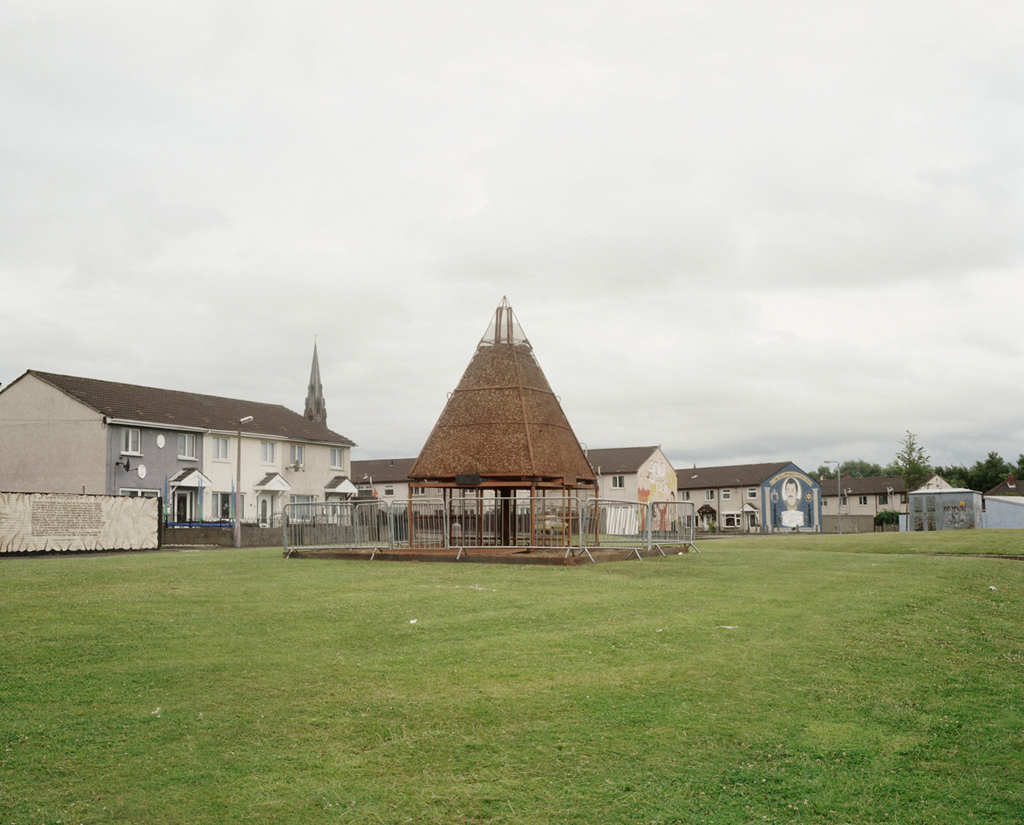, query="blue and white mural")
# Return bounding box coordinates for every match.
[763,467,821,532]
